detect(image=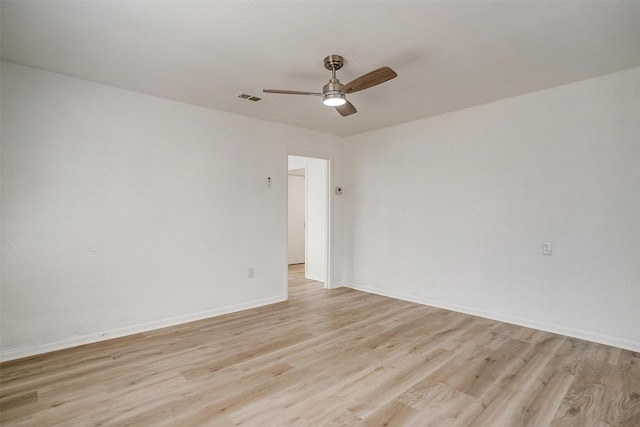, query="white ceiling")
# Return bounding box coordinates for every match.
[2,1,639,137]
